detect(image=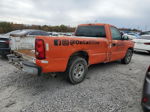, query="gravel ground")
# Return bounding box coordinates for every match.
[0,52,149,112]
